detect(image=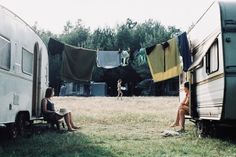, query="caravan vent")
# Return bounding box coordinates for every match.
[13,94,19,105]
